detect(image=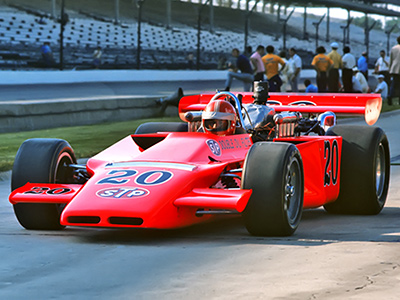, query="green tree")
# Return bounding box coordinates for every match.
[353,16,383,31]
[385,18,399,33]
